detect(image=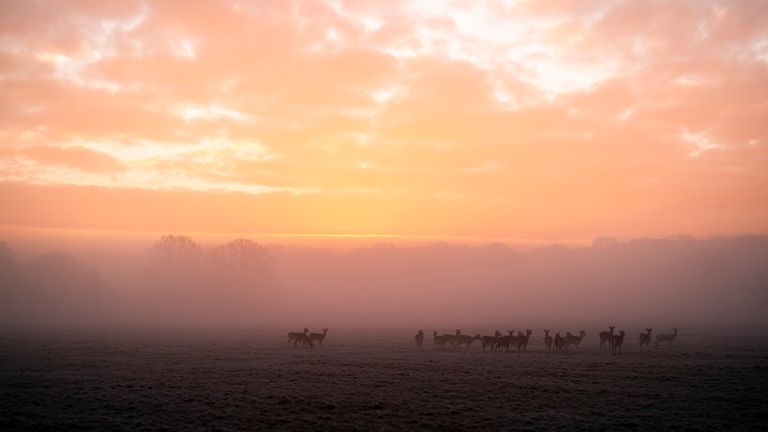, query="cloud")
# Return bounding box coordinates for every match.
[0,0,766,239]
